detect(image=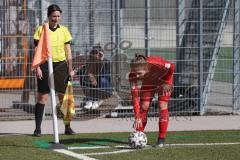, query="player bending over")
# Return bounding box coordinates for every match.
[129,54,174,147]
